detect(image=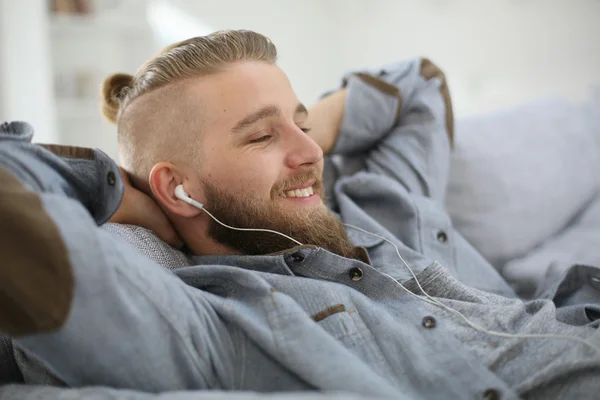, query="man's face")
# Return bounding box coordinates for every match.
[185,61,357,257]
